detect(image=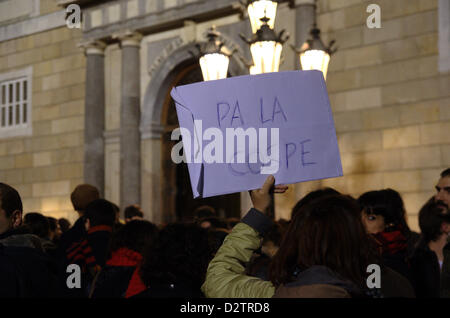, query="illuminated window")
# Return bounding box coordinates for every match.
[0,67,32,138]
